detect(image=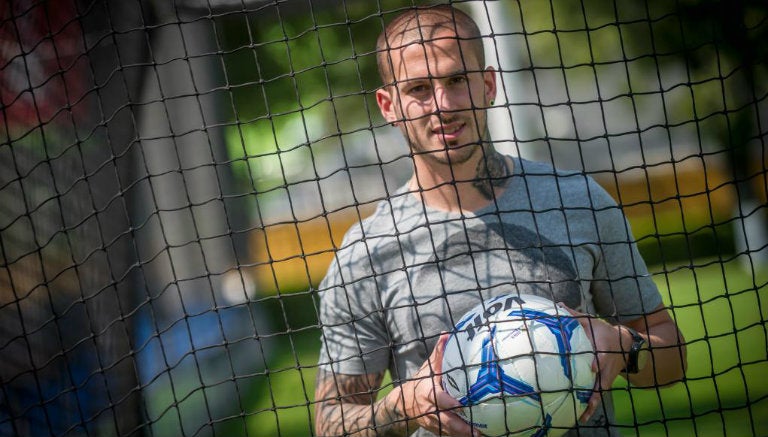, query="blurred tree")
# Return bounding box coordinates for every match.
[217,1,413,186]
[667,0,768,265]
[626,0,767,265]
[513,0,767,264]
